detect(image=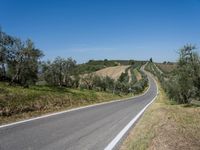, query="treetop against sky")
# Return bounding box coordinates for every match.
[1,0,200,62]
